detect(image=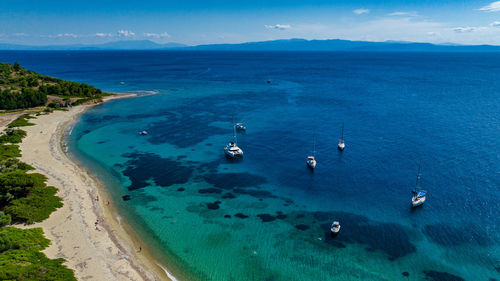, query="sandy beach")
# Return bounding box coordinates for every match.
[16,95,173,281]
